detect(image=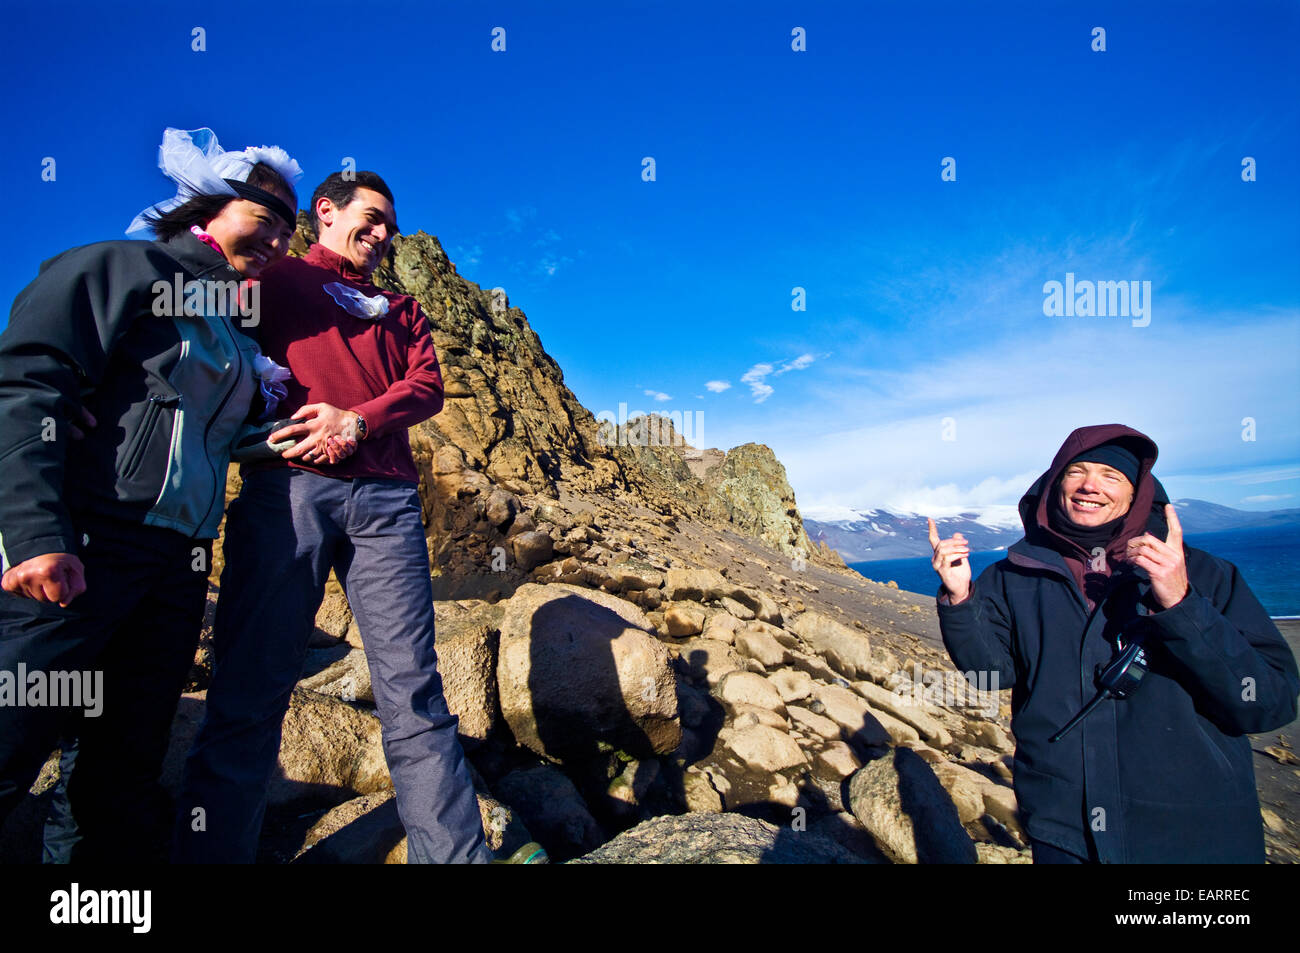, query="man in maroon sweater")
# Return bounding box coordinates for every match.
[174,171,492,863]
